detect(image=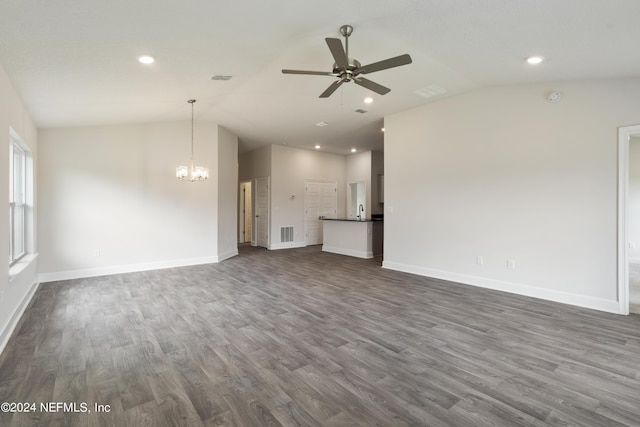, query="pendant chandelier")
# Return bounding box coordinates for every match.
[176,99,209,182]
